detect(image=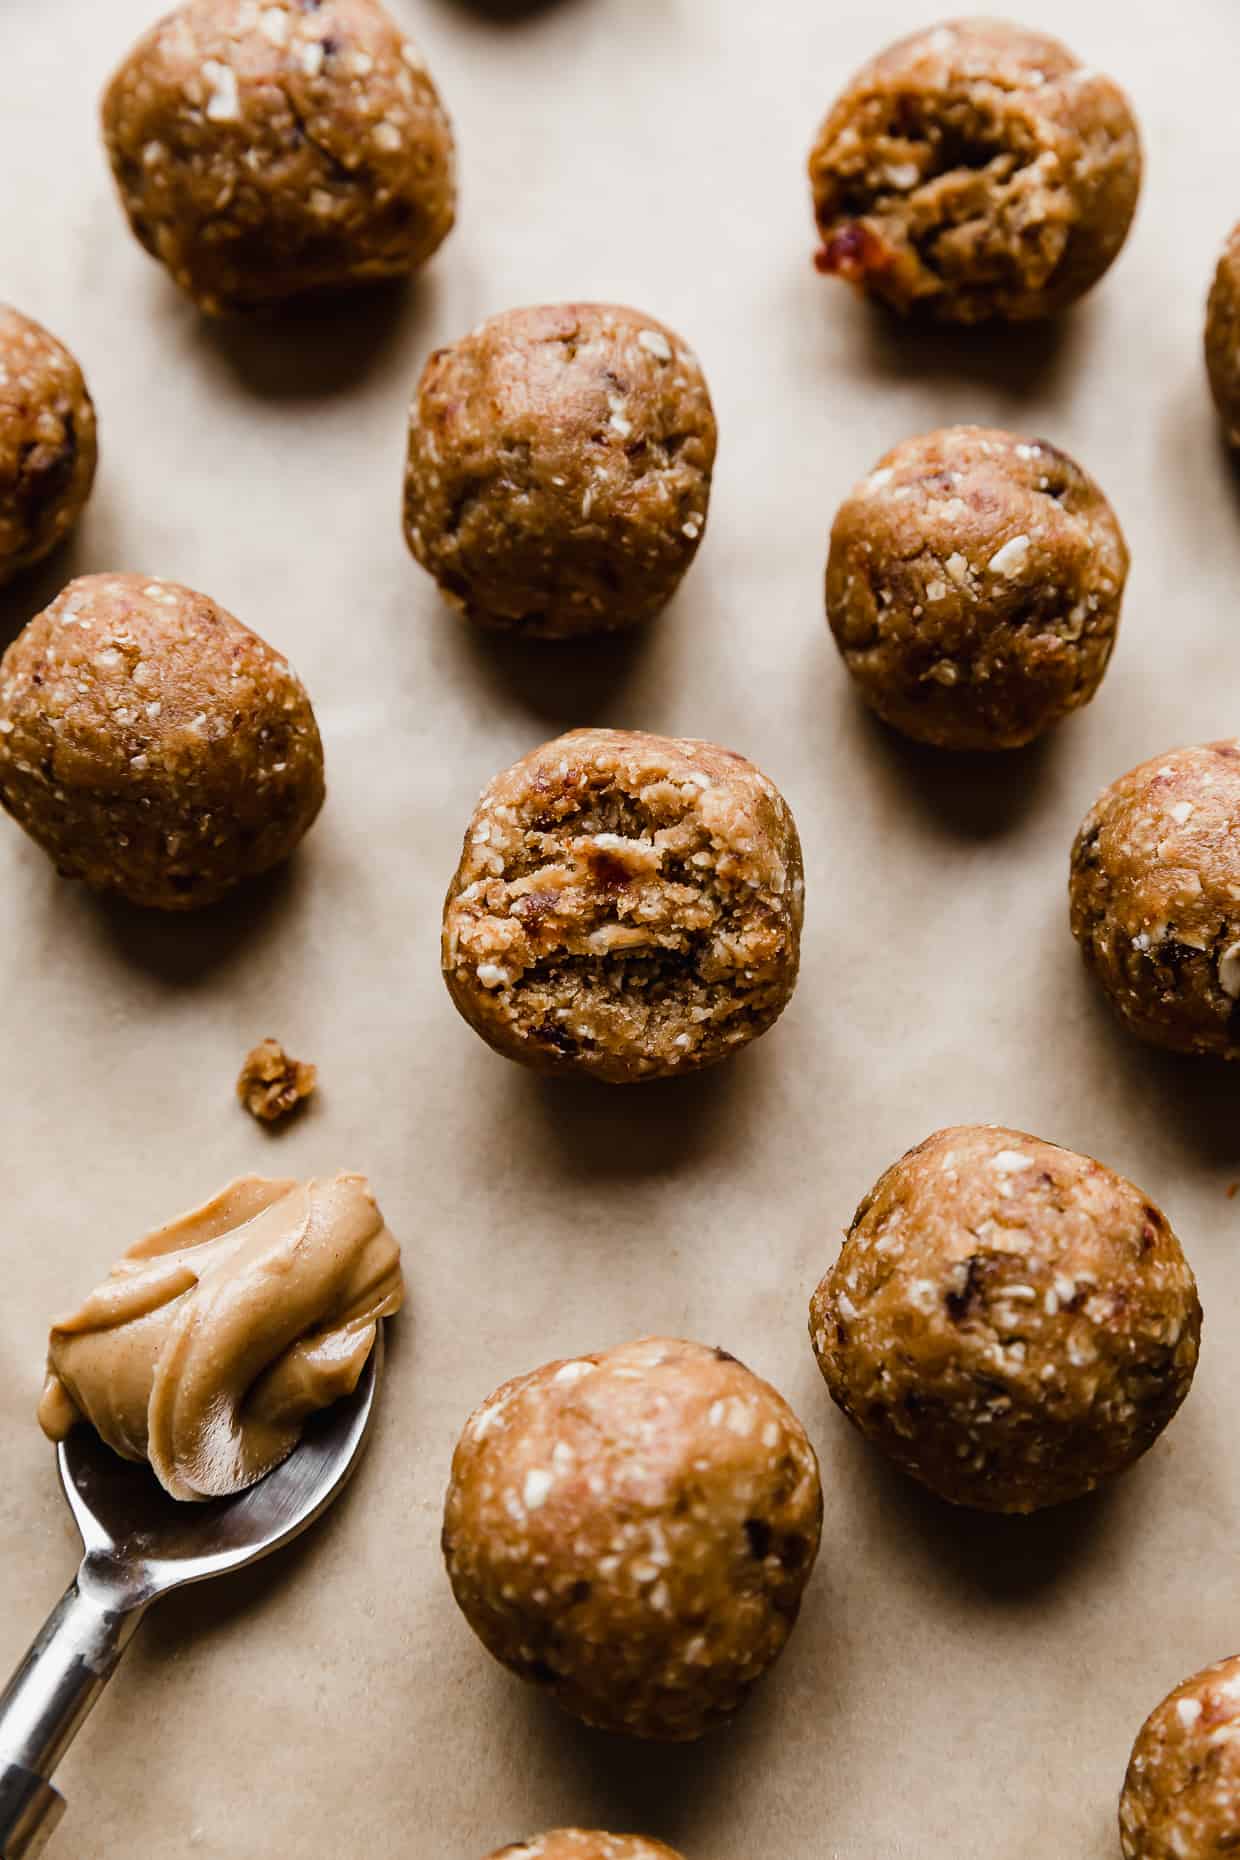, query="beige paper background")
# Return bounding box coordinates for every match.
[2,0,1239,1854]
